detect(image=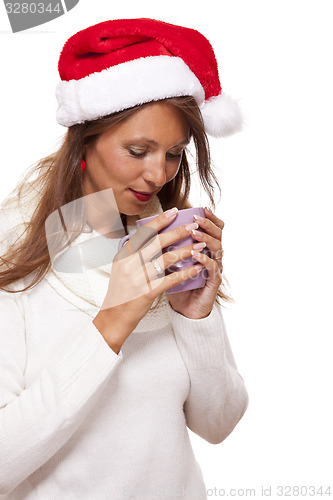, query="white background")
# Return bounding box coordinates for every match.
[1,0,332,497]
